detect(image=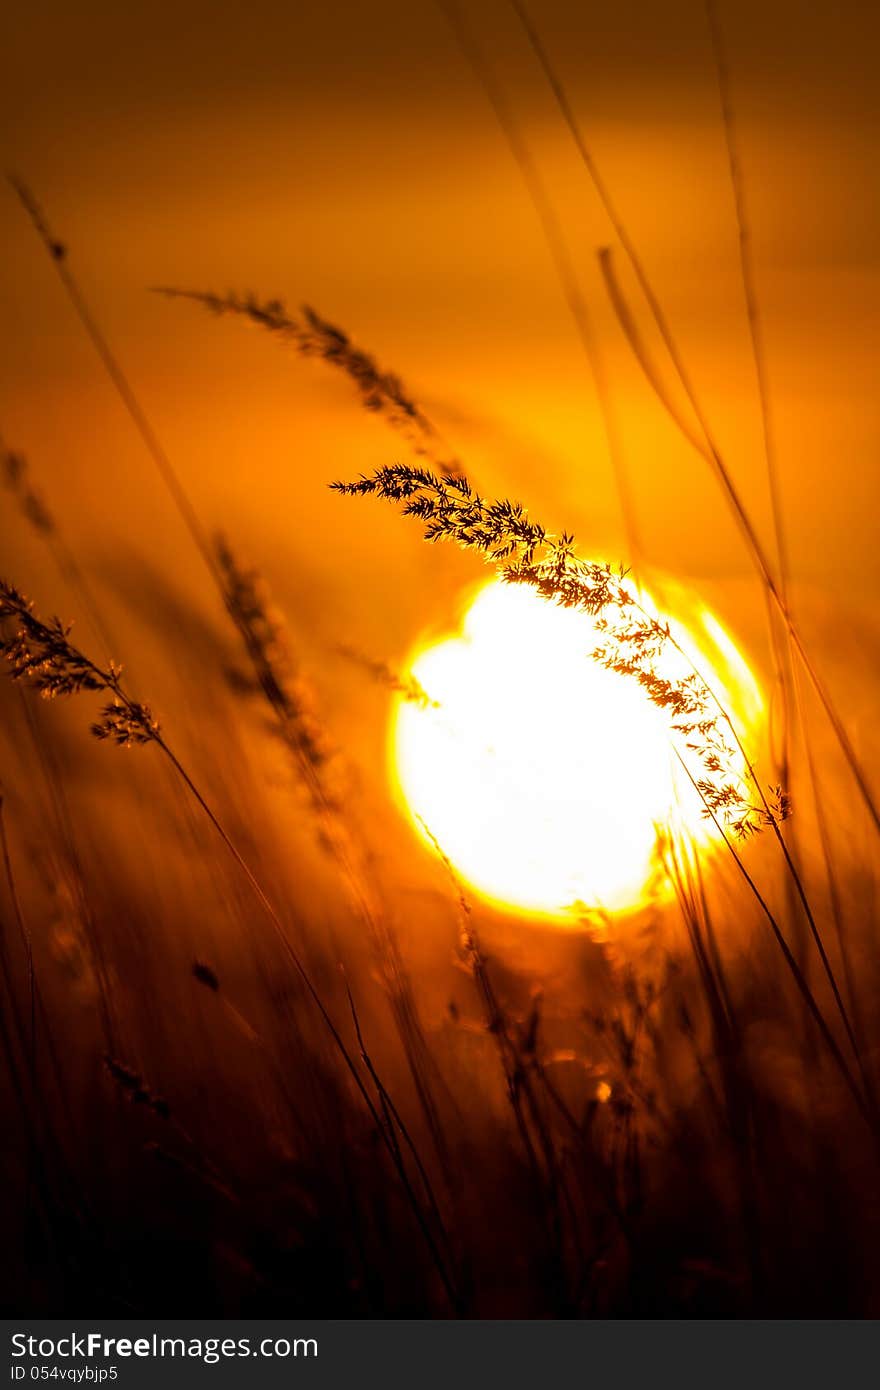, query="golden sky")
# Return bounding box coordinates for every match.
[2,0,879,694]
